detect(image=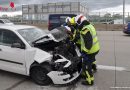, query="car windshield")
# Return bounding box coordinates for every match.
[49,26,68,41]
[18,28,46,44]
